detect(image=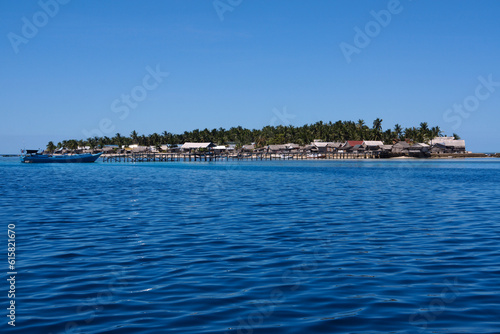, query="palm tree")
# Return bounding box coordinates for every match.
[46,141,56,153]
[372,118,383,132]
[67,140,78,151]
[371,118,383,140]
[430,126,442,139]
[162,131,170,144]
[97,137,105,149]
[419,122,430,142]
[382,129,393,144]
[355,119,368,140]
[87,137,97,152]
[77,139,85,149]
[123,137,133,148]
[394,124,403,140]
[113,133,124,148]
[47,119,452,151]
[149,133,162,151]
[130,130,139,144]
[404,127,419,143]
